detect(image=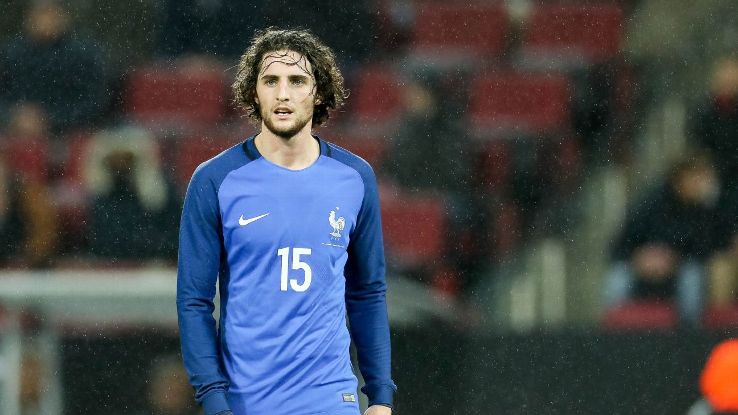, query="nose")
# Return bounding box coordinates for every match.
[277,80,289,101]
